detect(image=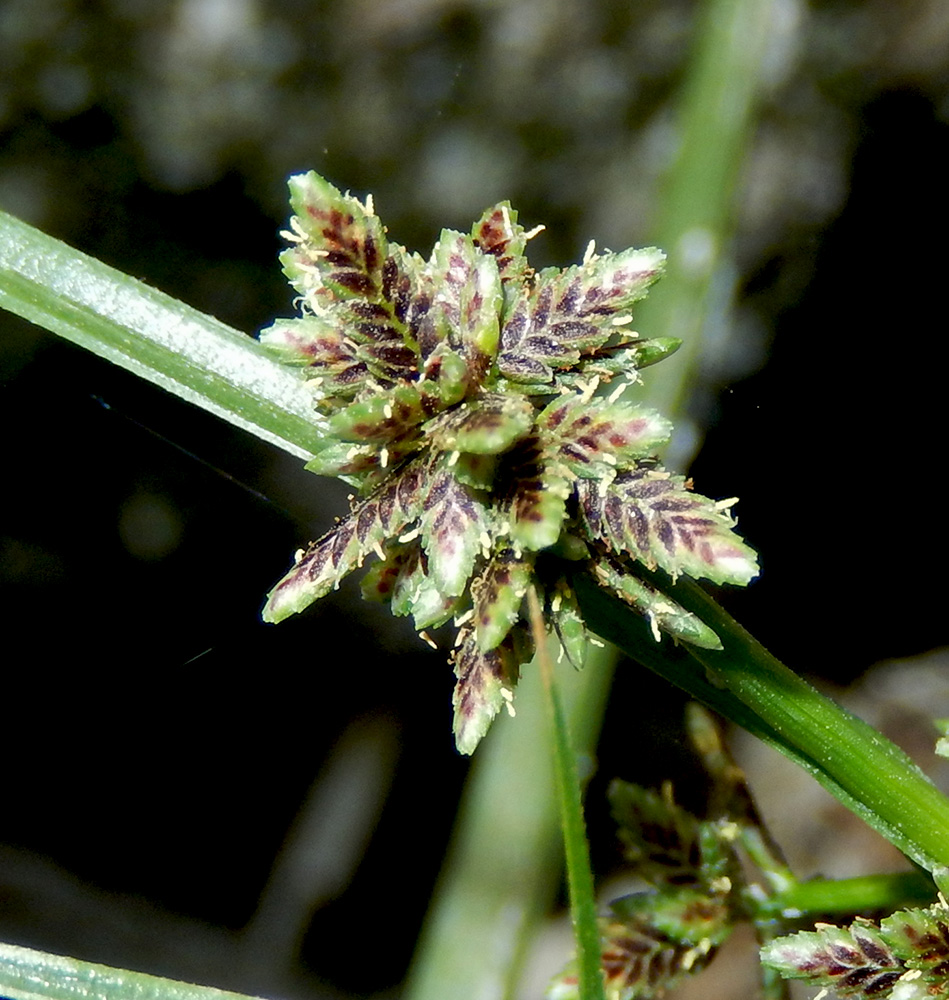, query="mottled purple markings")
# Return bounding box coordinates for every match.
[333,362,369,385]
[354,322,393,341]
[434,503,466,551]
[464,290,484,325]
[523,335,572,358]
[653,497,701,512]
[603,494,625,543]
[498,353,551,380]
[557,282,580,314]
[302,541,331,582]
[500,311,527,349]
[332,271,375,296]
[329,521,355,566]
[618,471,674,498]
[371,342,417,369]
[625,506,650,554]
[395,463,423,515]
[532,285,551,328]
[576,482,602,536]
[351,301,390,320]
[375,481,397,530]
[454,627,510,715]
[382,257,415,326]
[363,232,379,271]
[448,251,467,283]
[561,443,589,464]
[543,402,569,429]
[355,502,378,543]
[552,320,596,341]
[424,472,451,511]
[656,519,675,554]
